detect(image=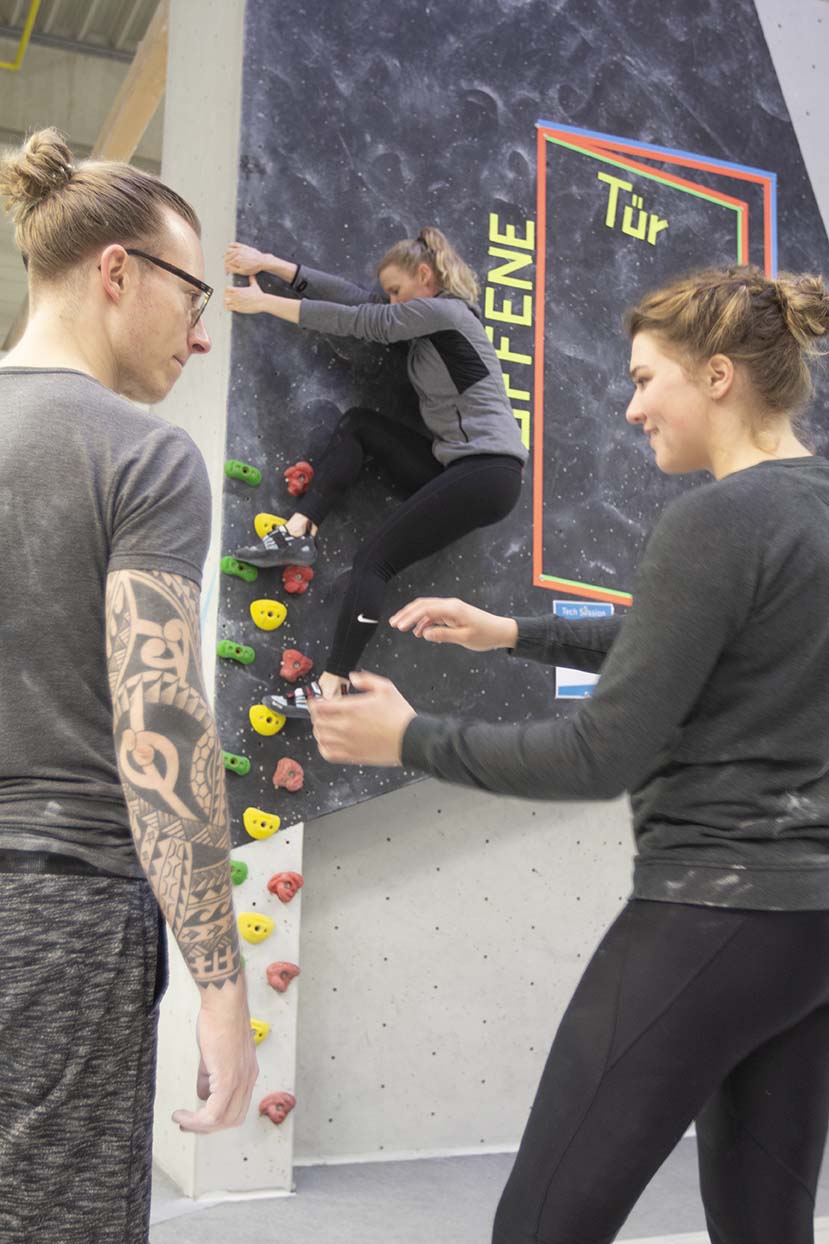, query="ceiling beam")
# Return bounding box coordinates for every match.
[3,0,169,349]
[91,0,168,160]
